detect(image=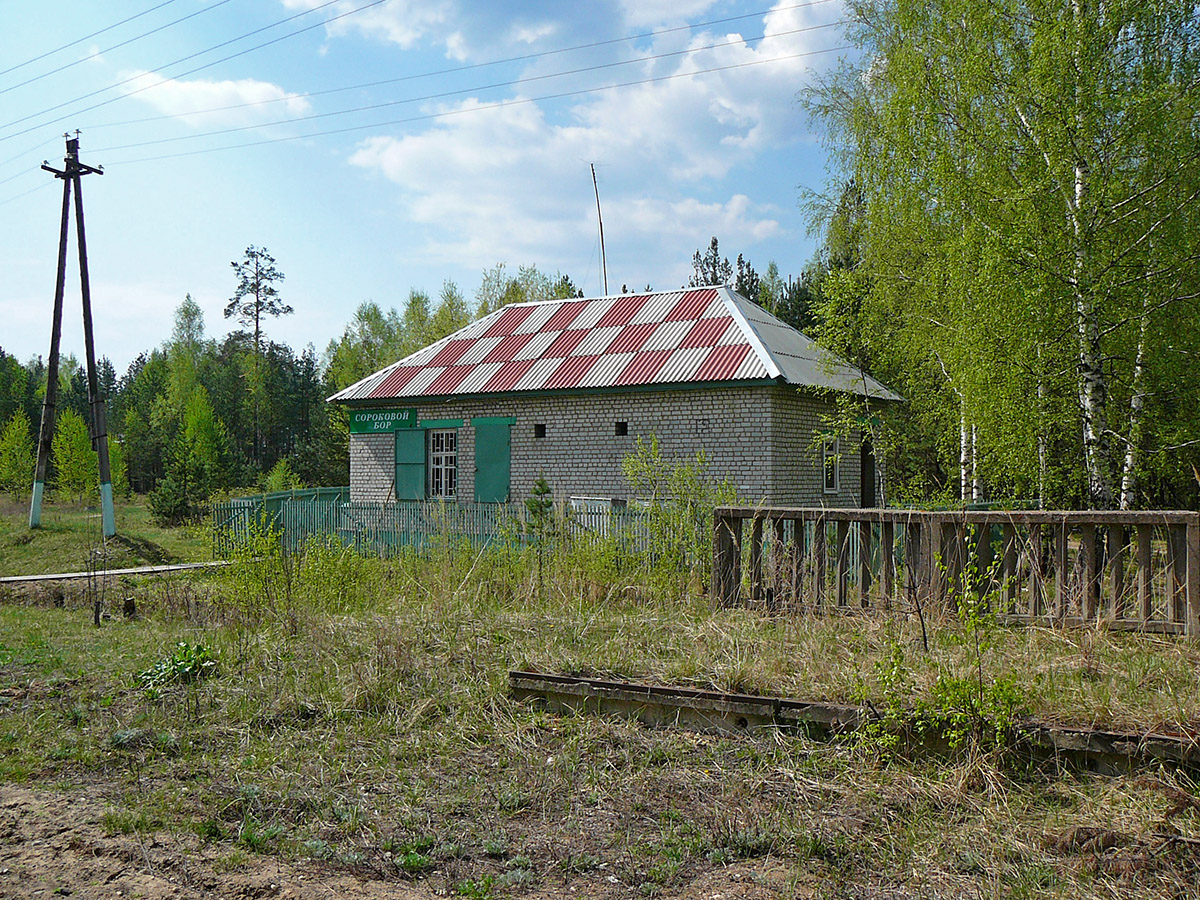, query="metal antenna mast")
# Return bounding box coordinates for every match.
[30,132,115,537]
[591,163,608,295]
